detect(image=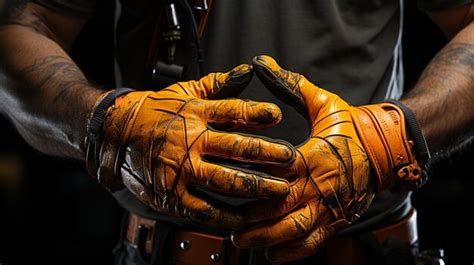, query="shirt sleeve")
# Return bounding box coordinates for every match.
[418,0,473,12]
[33,0,101,18]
